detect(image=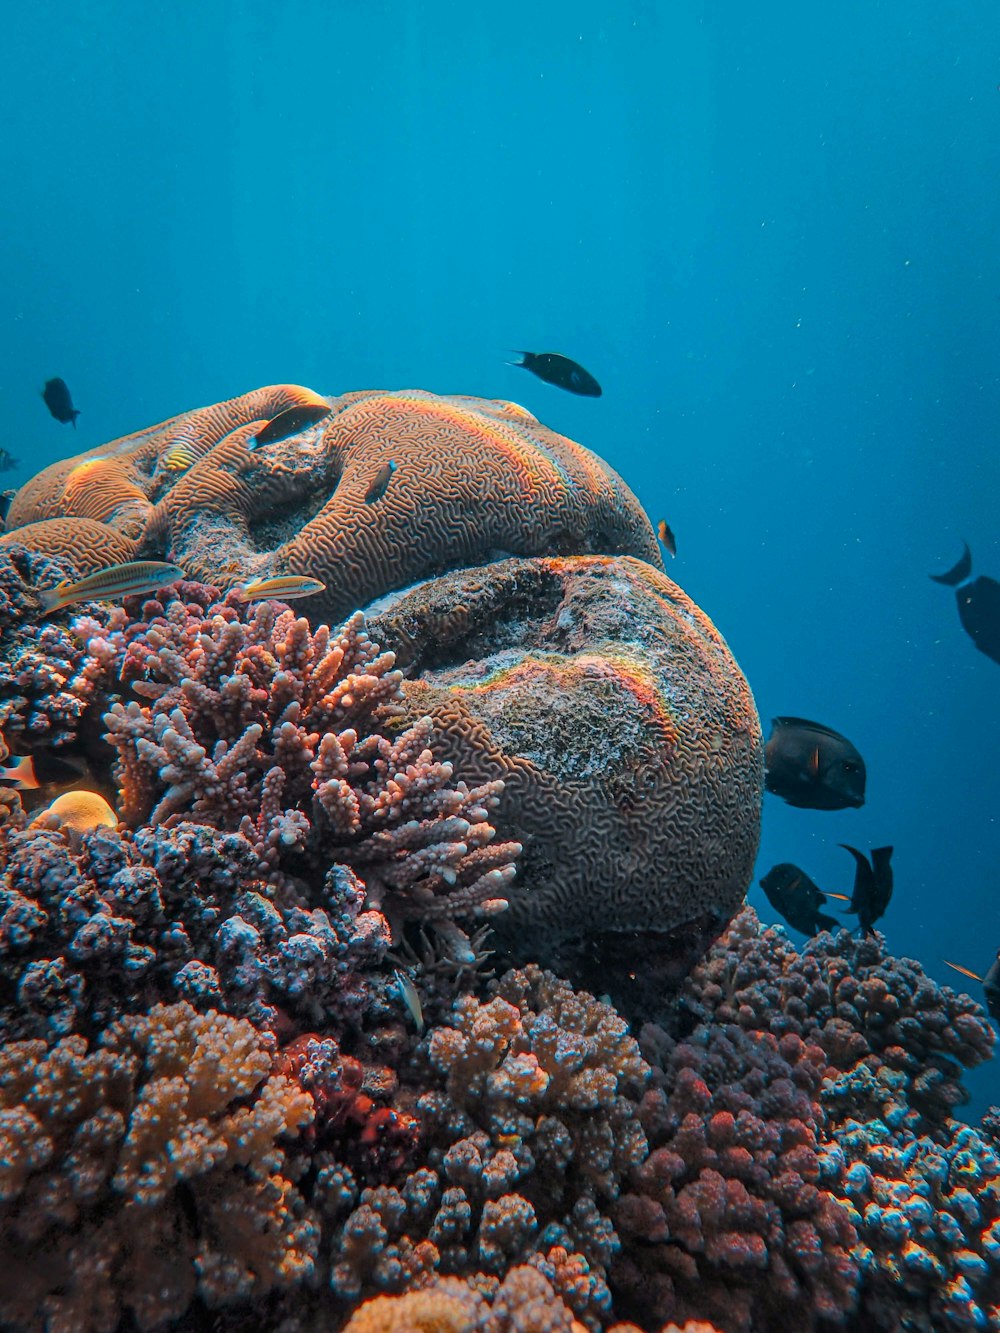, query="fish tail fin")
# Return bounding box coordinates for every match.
[1,755,40,789]
[506,351,529,368]
[930,541,972,586]
[37,582,68,615]
[71,411,80,429]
